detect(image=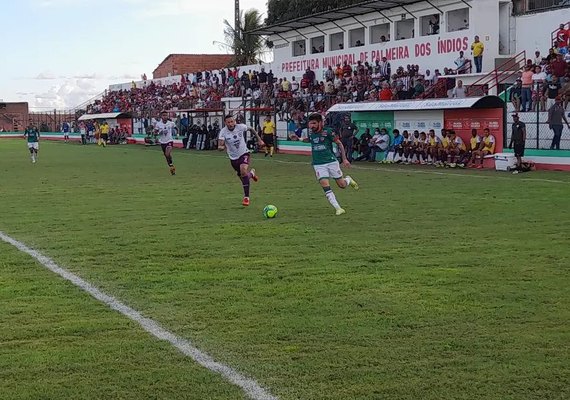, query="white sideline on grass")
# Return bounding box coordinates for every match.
[0,230,278,400]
